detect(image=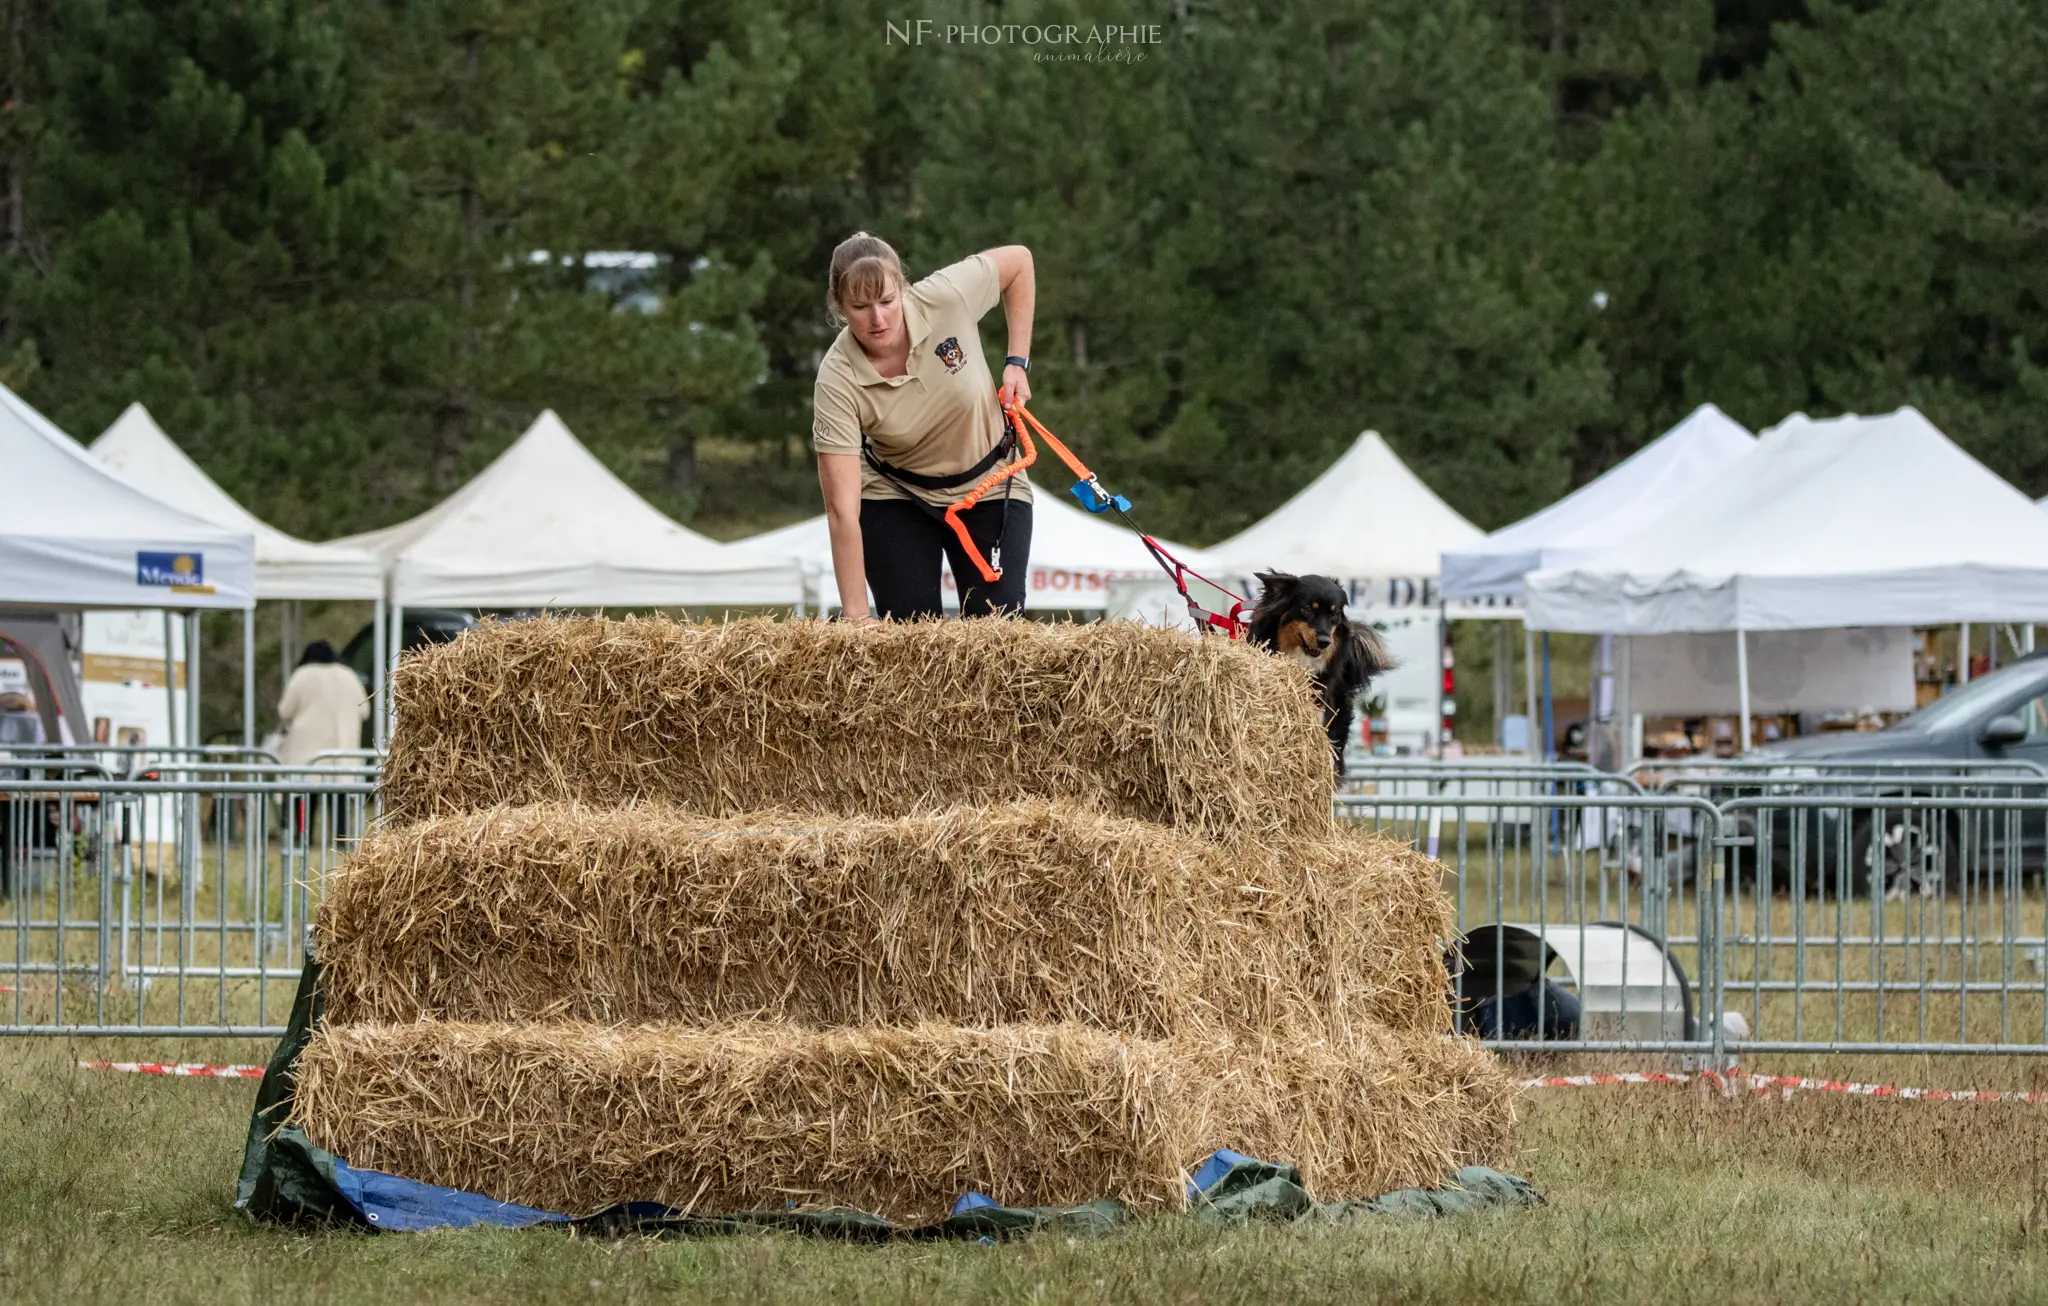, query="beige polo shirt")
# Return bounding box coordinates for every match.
[812,252,1033,506]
